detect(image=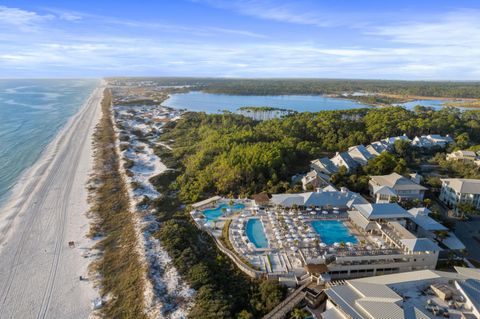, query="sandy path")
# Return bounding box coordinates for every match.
[0,84,103,319]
